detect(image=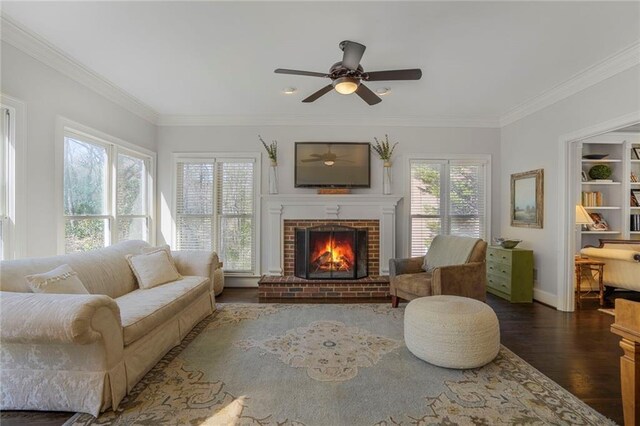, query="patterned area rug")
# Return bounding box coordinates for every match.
[67,303,614,425]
